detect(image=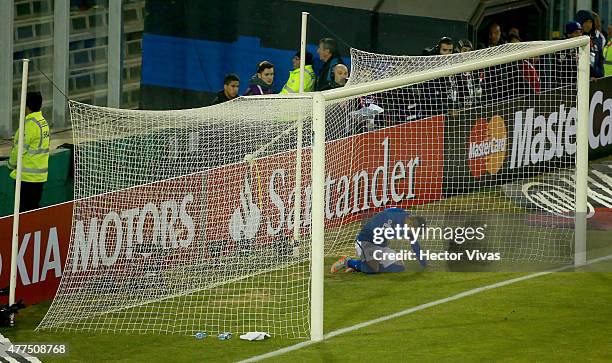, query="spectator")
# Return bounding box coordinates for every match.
[438,37,454,55]
[479,23,511,102]
[7,91,50,212]
[507,35,542,94]
[423,37,454,55]
[211,74,240,105]
[280,51,316,94]
[316,38,344,91]
[244,61,275,95]
[507,34,521,43]
[421,37,463,116]
[458,39,473,53]
[555,21,582,86]
[508,26,520,39]
[565,21,583,38]
[456,39,483,108]
[607,24,612,41]
[592,12,606,51]
[605,26,612,76]
[507,34,545,94]
[331,64,349,88]
[480,23,505,48]
[576,10,604,78]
